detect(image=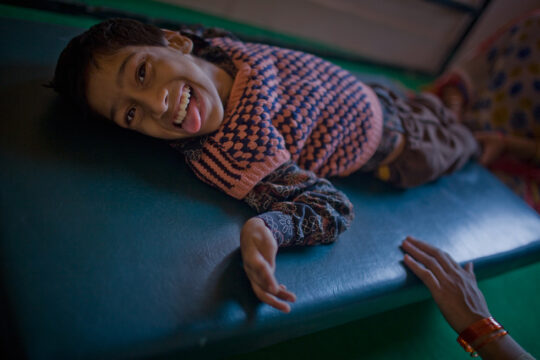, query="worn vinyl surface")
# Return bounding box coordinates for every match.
[1,8,539,360]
